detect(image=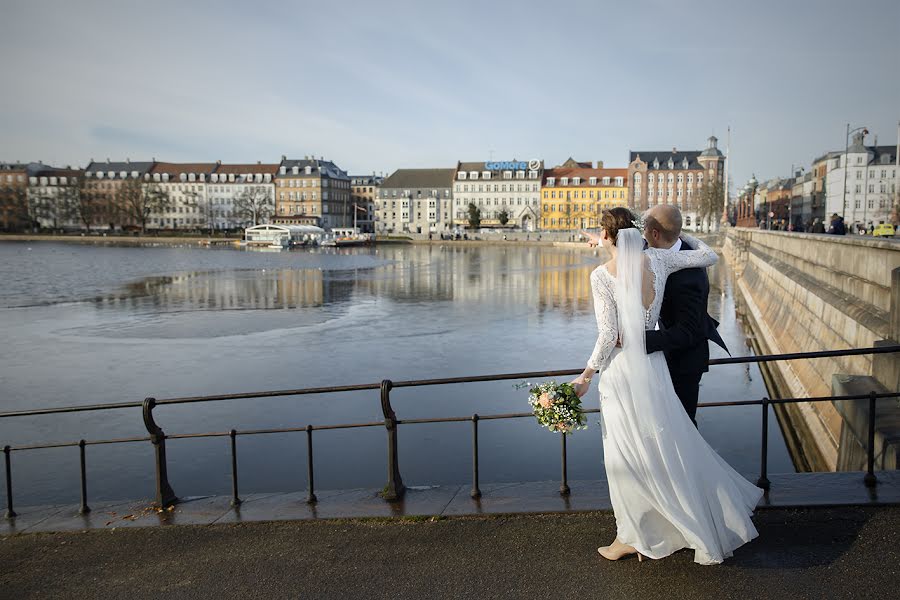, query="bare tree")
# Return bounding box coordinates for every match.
[234,186,273,227]
[0,186,30,231]
[67,176,103,231]
[117,178,171,233]
[697,179,725,233]
[183,189,216,234]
